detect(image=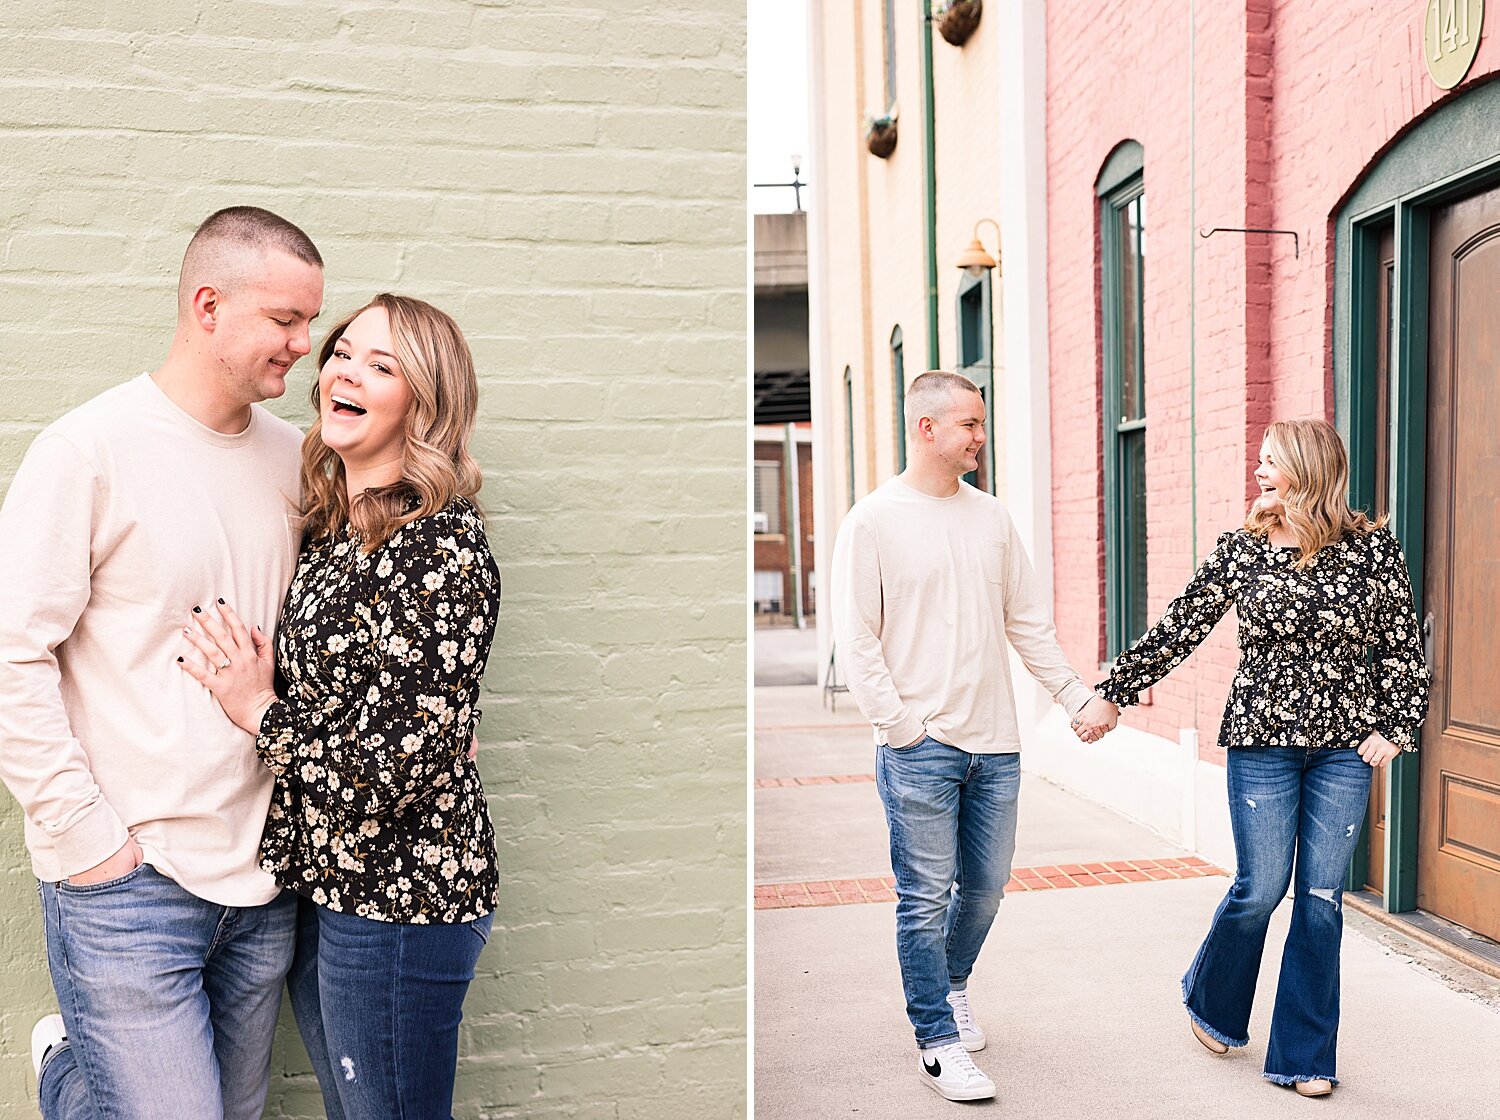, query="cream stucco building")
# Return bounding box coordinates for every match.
[806,1,1059,748]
